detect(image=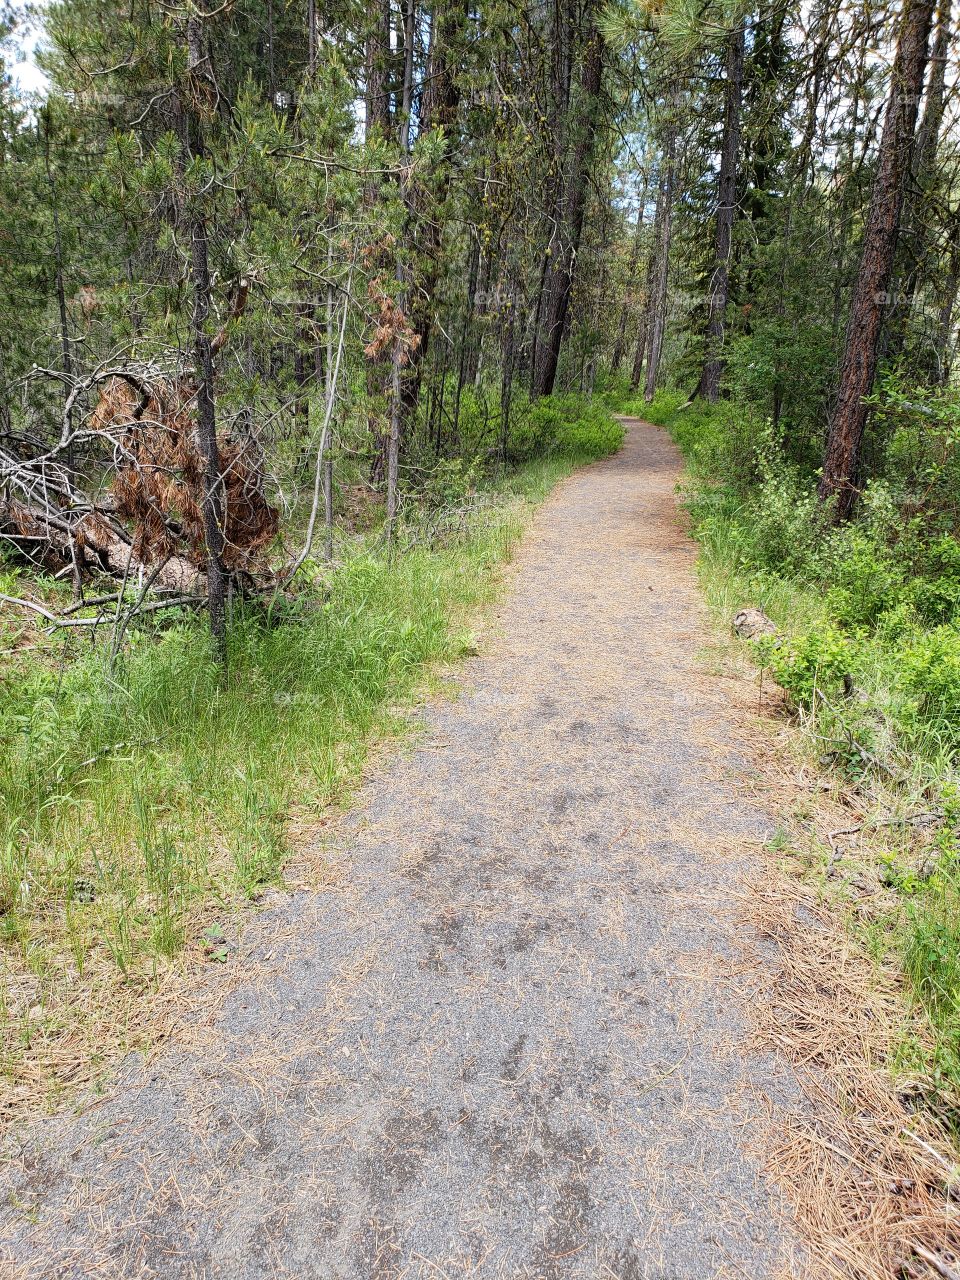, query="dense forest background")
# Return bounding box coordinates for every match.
[3,0,960,1120]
